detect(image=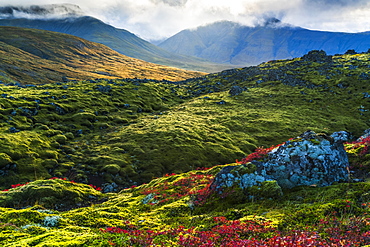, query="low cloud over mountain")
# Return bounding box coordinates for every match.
[158,20,370,66]
[0,1,370,41]
[0,4,84,19]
